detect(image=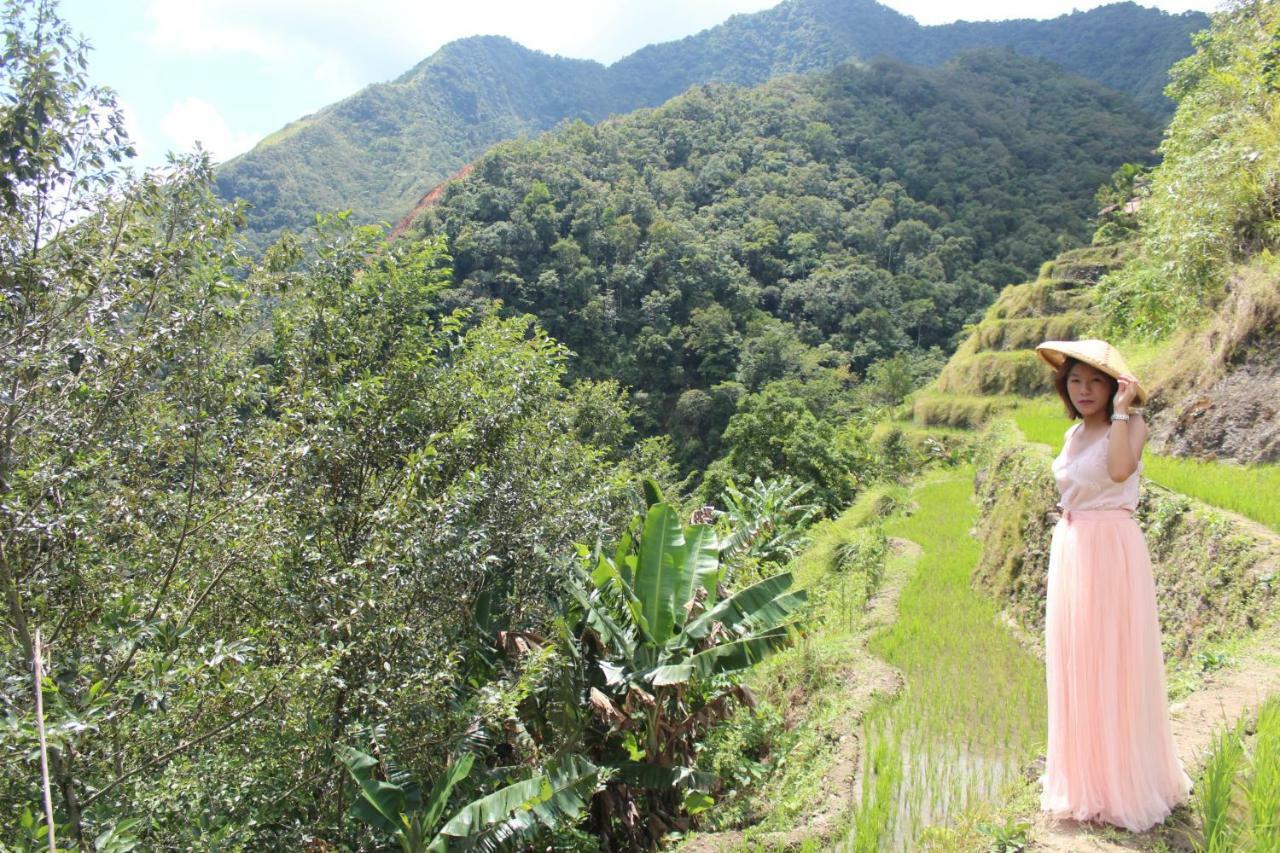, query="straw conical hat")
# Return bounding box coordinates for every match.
[1035,339,1148,405]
